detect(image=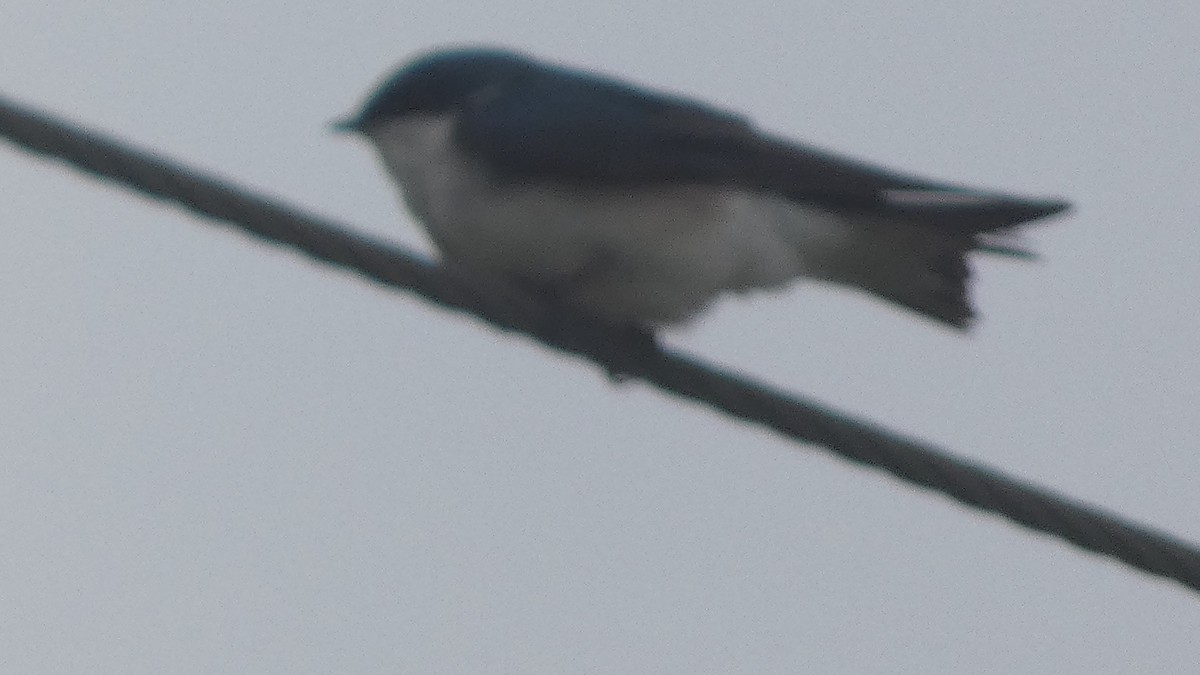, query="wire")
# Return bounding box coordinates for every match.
[3,93,1198,595]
